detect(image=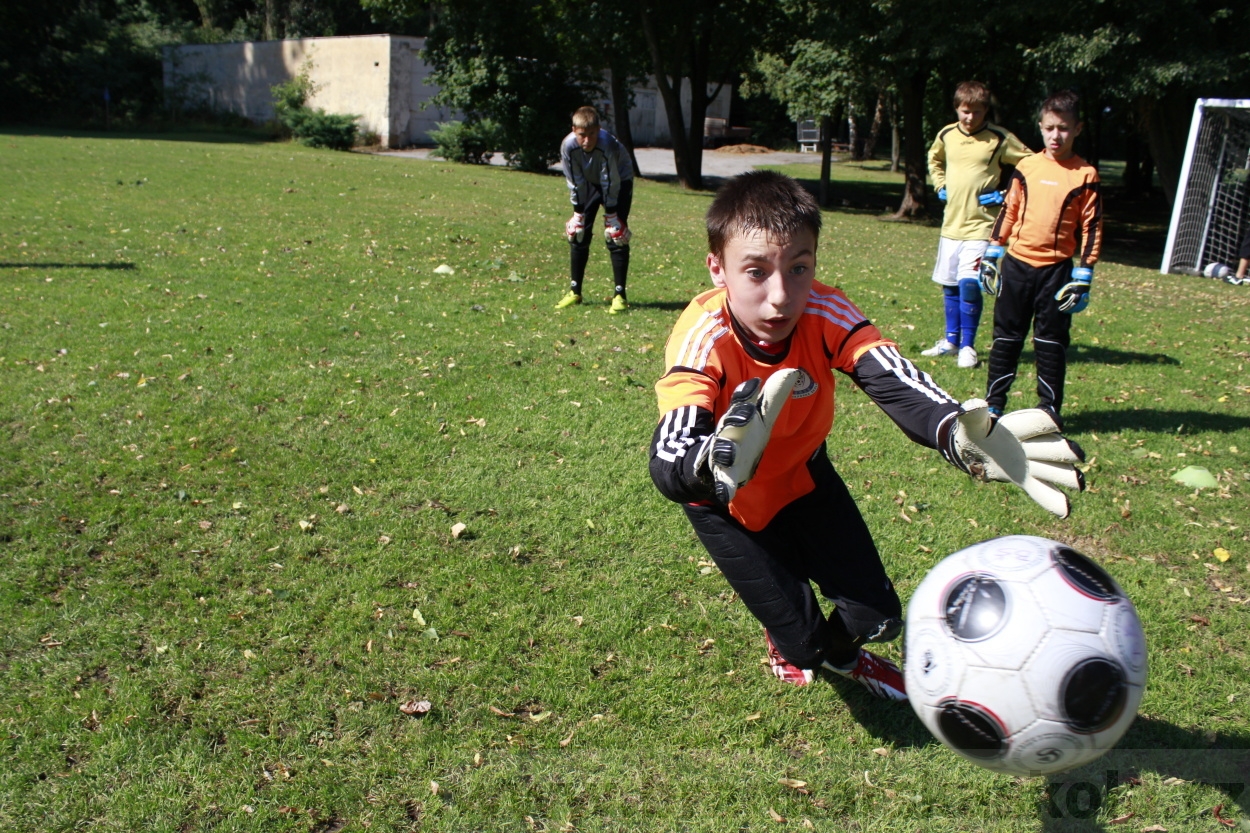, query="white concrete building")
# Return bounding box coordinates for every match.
[162,34,731,149]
